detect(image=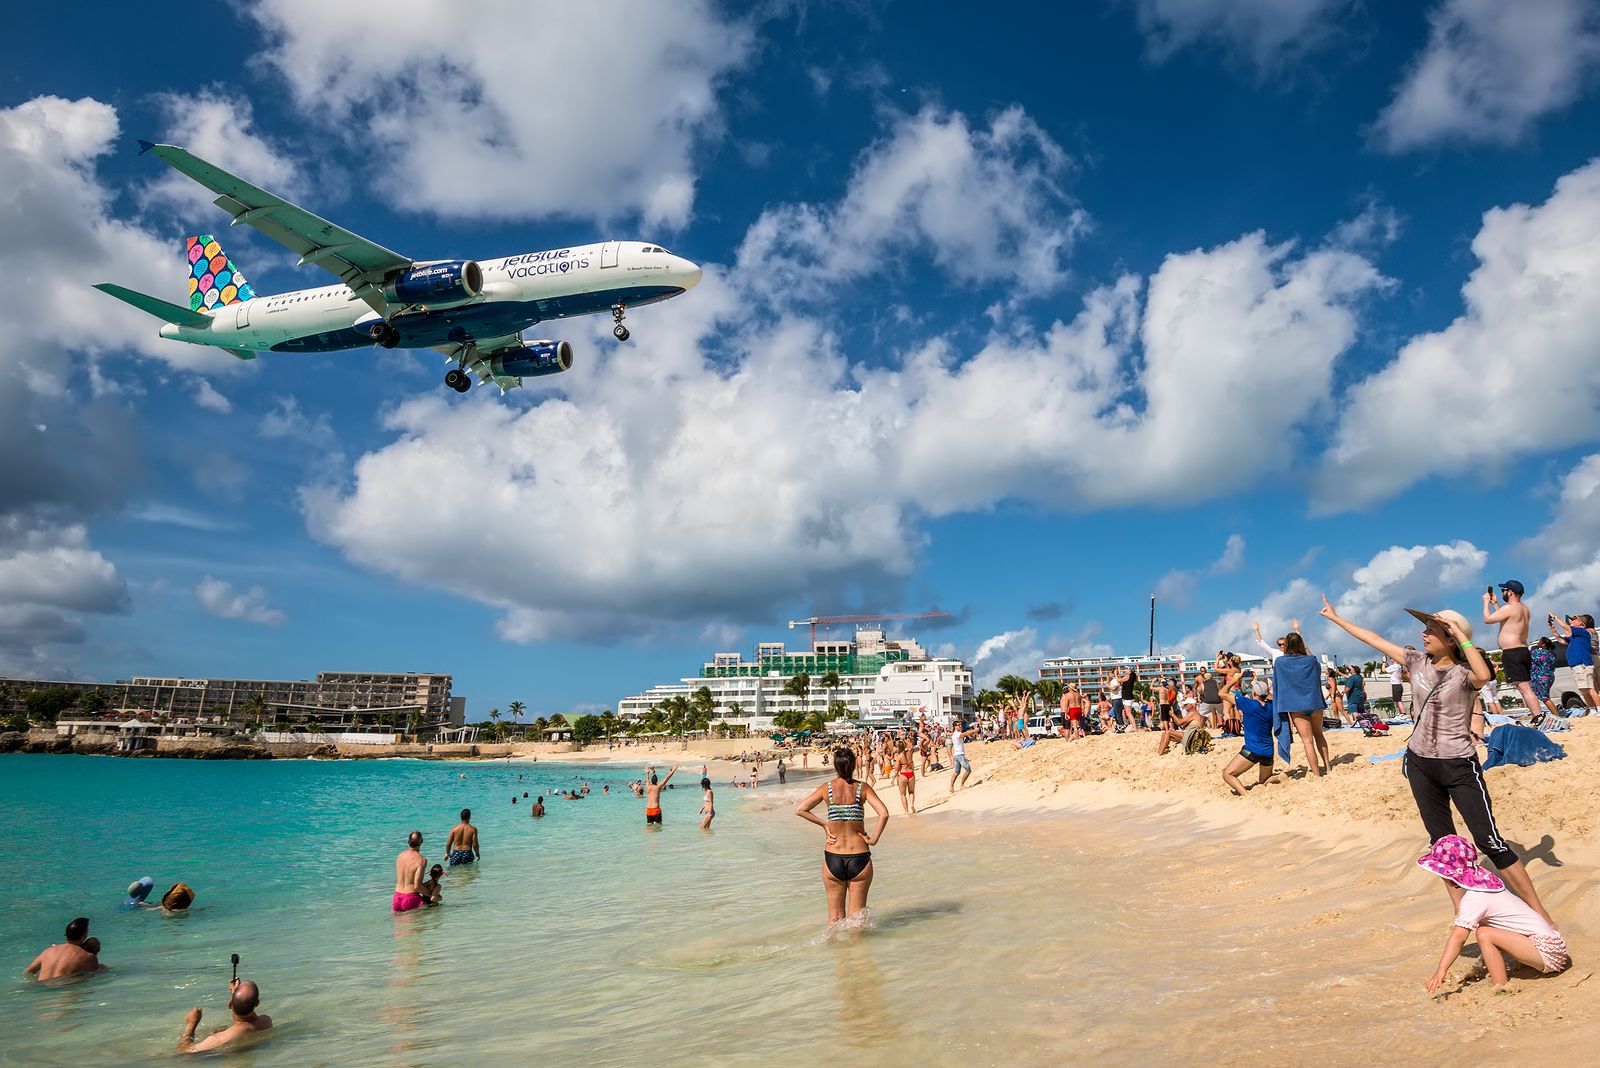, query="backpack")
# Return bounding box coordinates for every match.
[1181,724,1212,755]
